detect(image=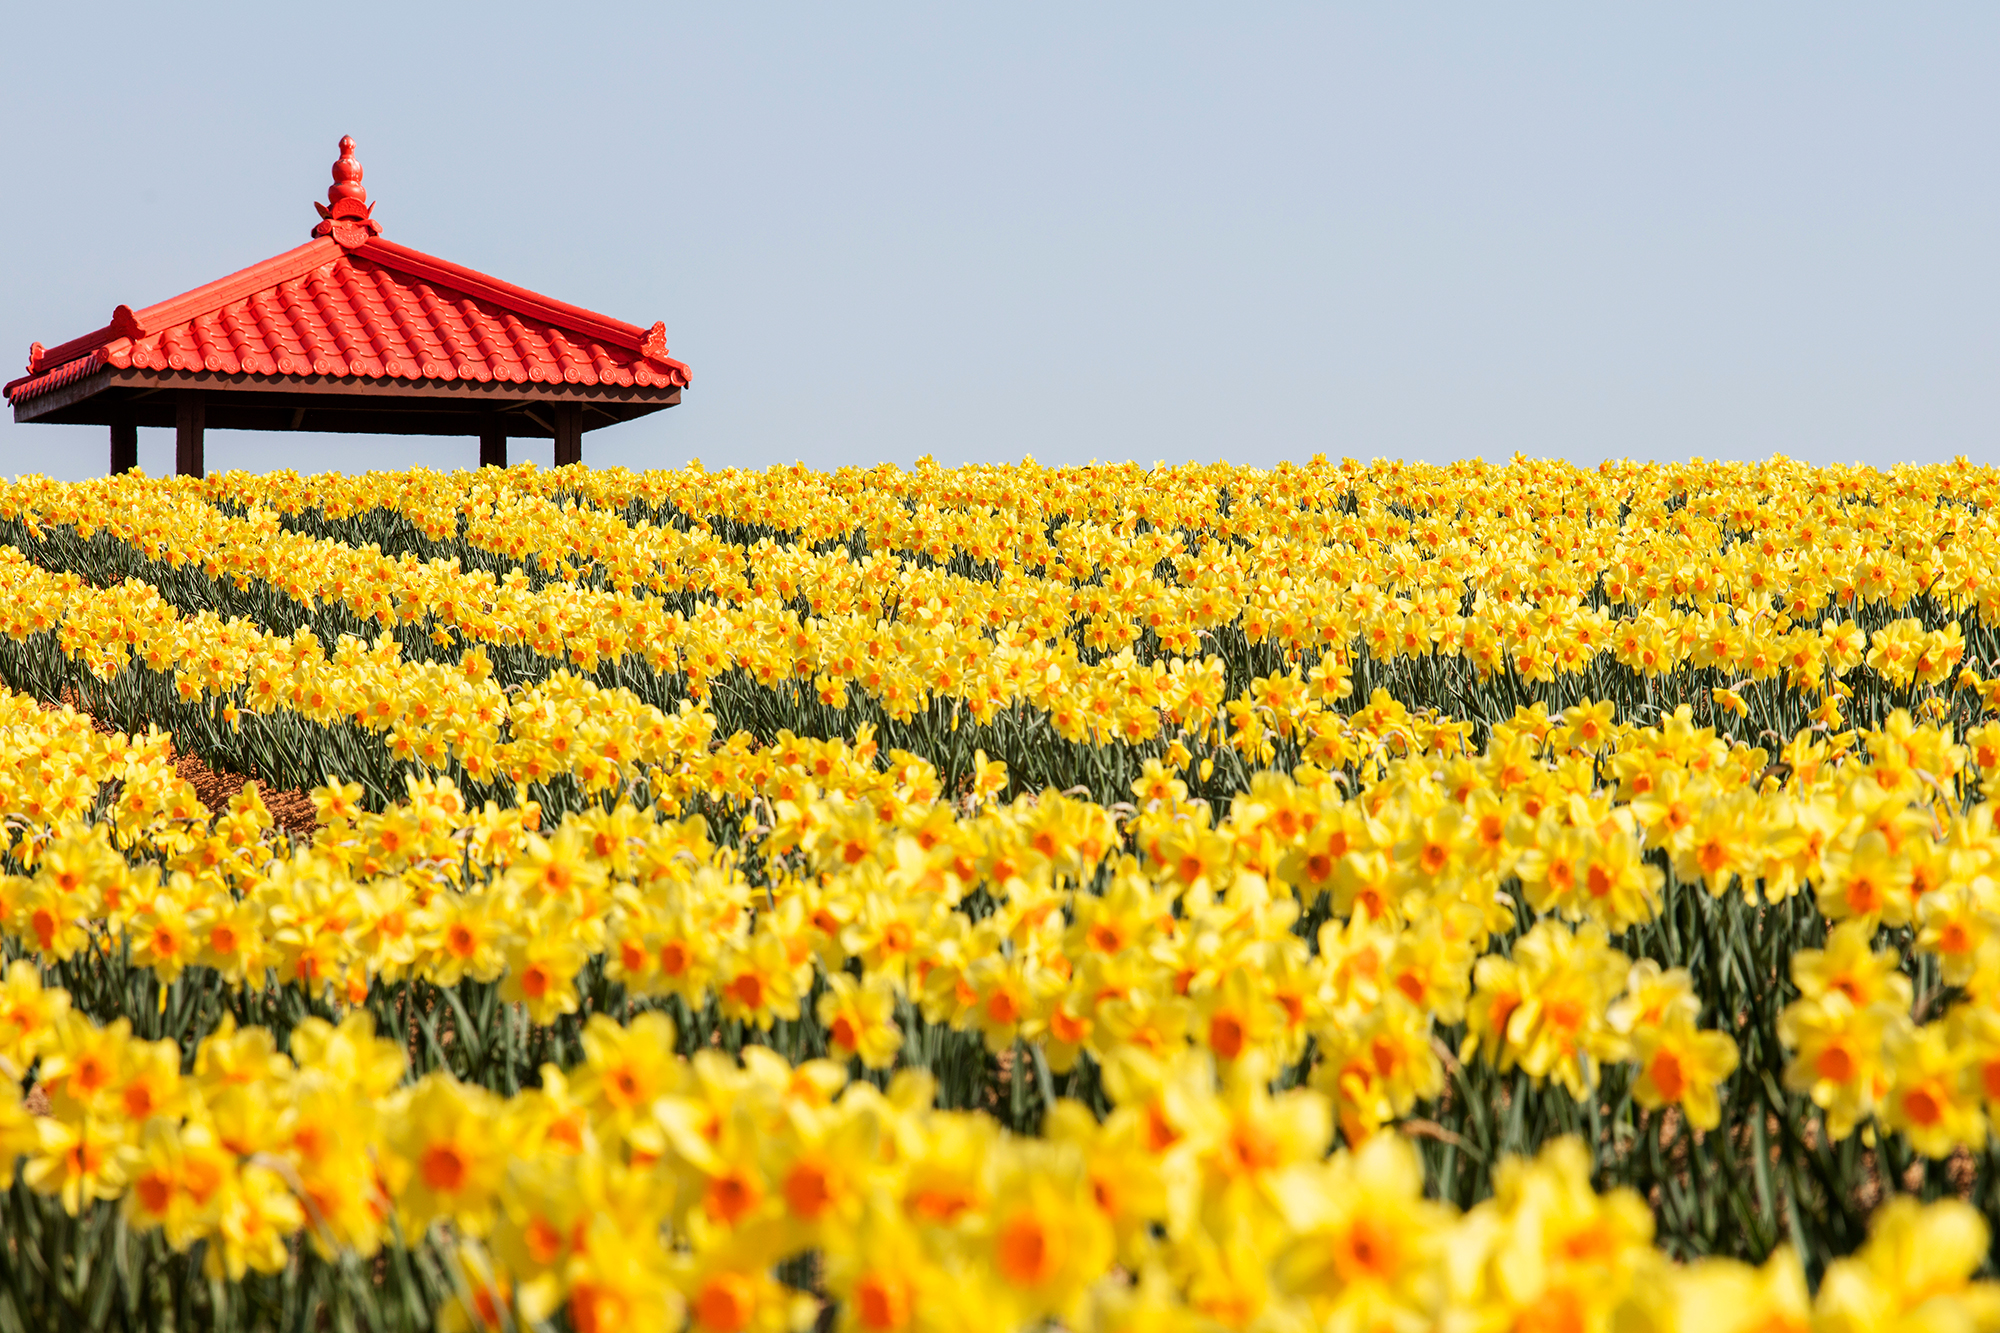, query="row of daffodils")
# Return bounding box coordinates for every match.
[3,966,1995,1333]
